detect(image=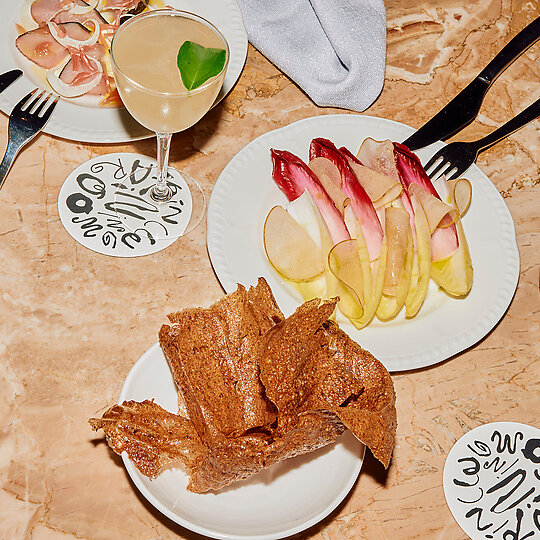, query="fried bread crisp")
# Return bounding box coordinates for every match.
[90,278,396,492]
